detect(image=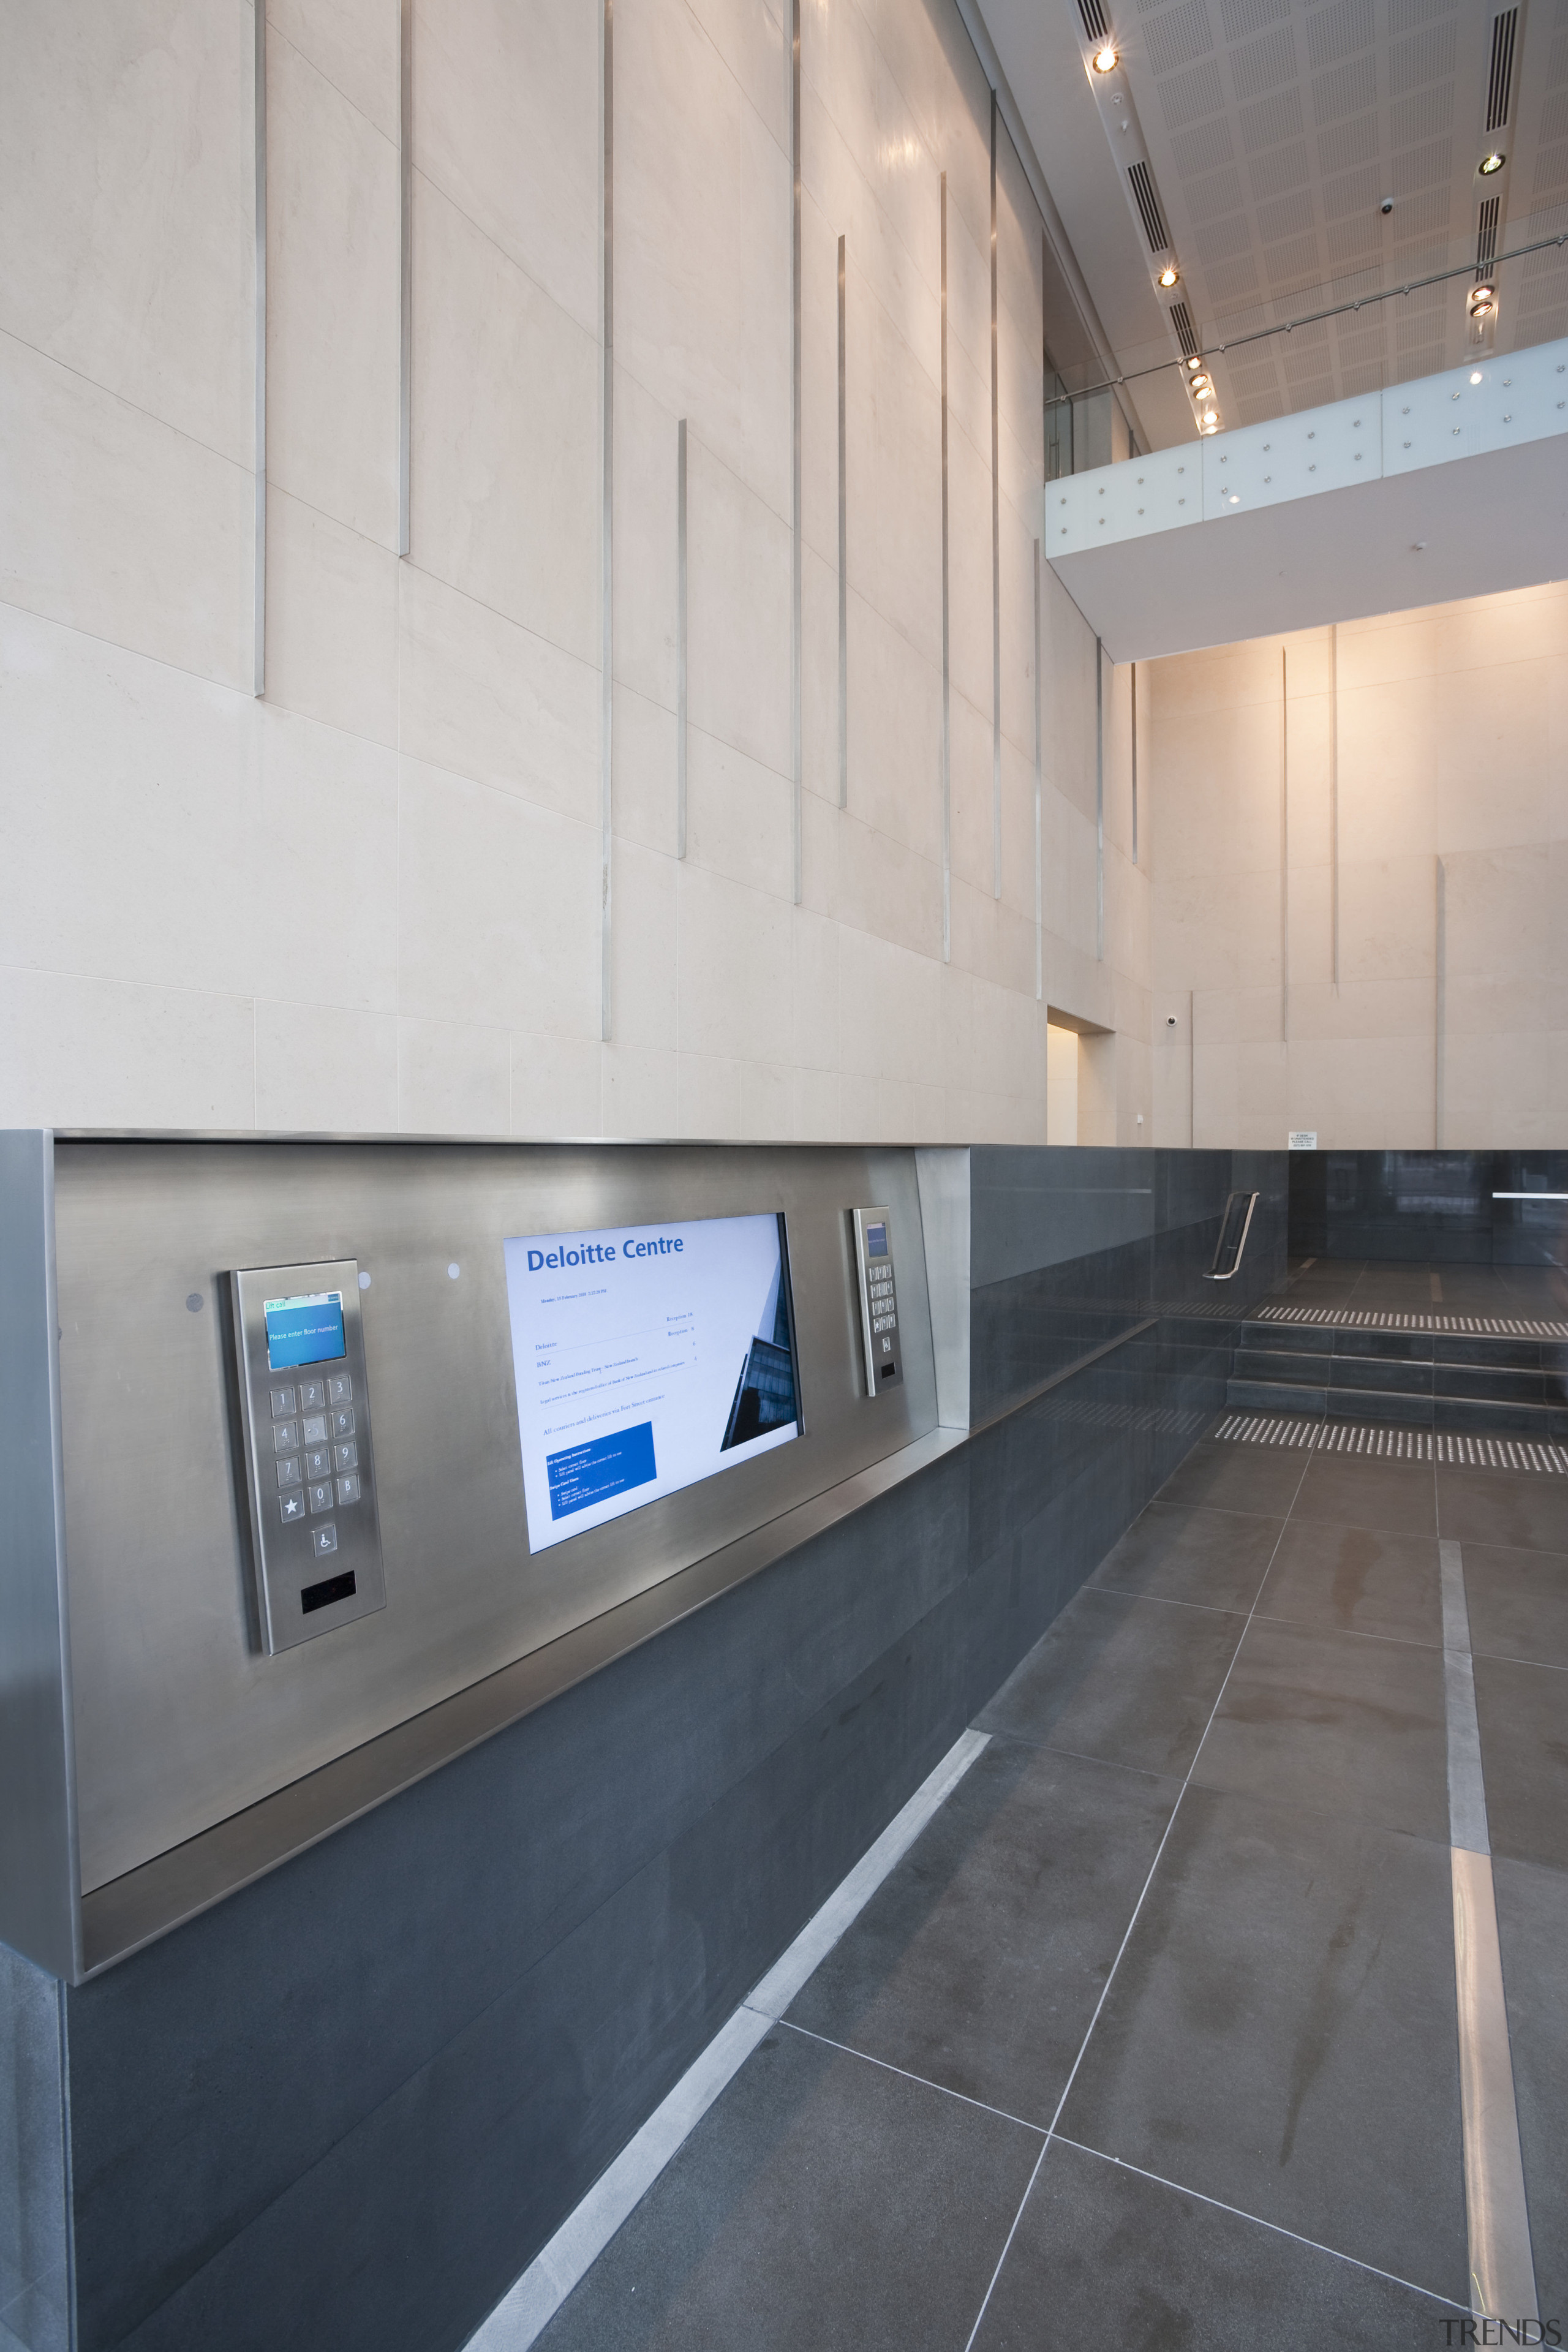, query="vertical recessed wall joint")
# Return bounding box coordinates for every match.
[790,0,803,906]
[990,94,1001,903]
[399,0,412,560]
[253,0,266,697]
[600,0,614,1041]
[1329,620,1340,991]
[1130,662,1138,867]
[1033,538,1042,1003]
[940,173,951,966]
[1095,638,1104,962]
[676,418,688,861]
[1281,645,1289,1044]
[838,233,848,812]
[1436,856,1447,1147]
